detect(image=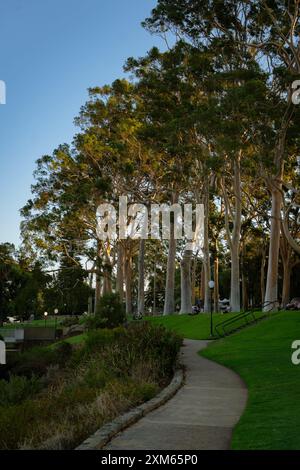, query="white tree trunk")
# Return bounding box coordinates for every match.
[125,255,132,315]
[264,188,282,311]
[203,252,211,313]
[102,269,112,295]
[138,239,145,316]
[214,257,219,312]
[94,273,101,314]
[191,256,196,306]
[222,155,242,313]
[116,242,124,299]
[153,259,157,315]
[203,189,211,313]
[241,245,248,311]
[230,244,240,312]
[180,250,193,314]
[200,263,205,305]
[163,220,177,315]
